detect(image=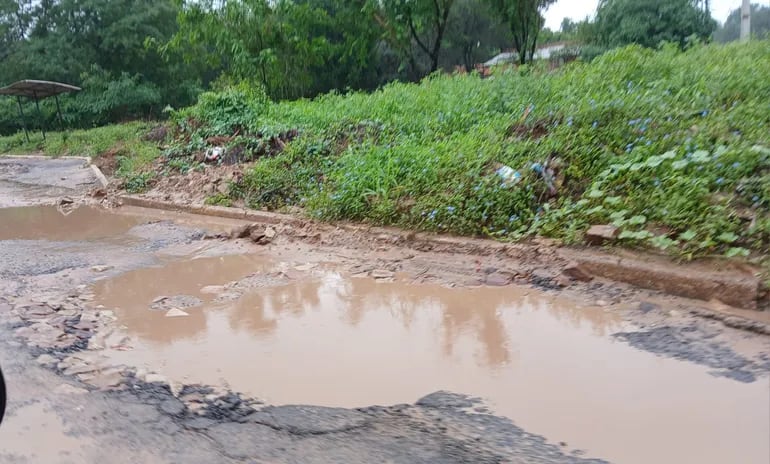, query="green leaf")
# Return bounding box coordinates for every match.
[691,150,710,163]
[678,230,697,241]
[716,232,739,243]
[660,150,677,160]
[649,235,677,250]
[725,247,749,258]
[603,196,623,206]
[587,189,604,199]
[628,215,647,225]
[645,156,663,168]
[629,162,645,171]
[672,160,688,170]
